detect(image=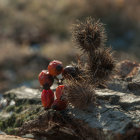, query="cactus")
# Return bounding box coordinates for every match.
[63,17,116,108]
[72,17,106,53]
[64,79,96,109]
[72,17,116,84]
[87,47,116,84]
